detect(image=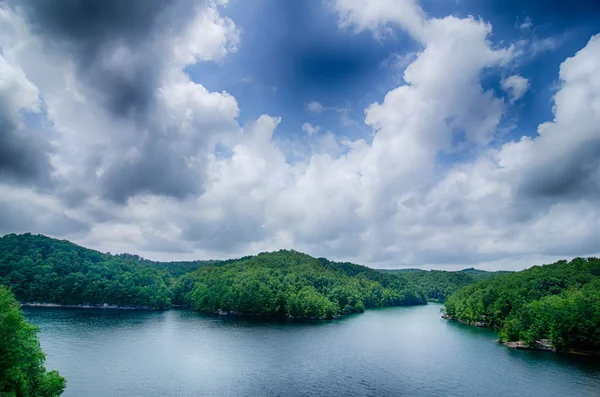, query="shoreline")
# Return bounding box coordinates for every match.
[503,340,556,353]
[442,314,600,356]
[21,302,158,310]
[213,308,343,320]
[20,302,422,320]
[20,301,427,321]
[441,313,485,327]
[21,303,346,319]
